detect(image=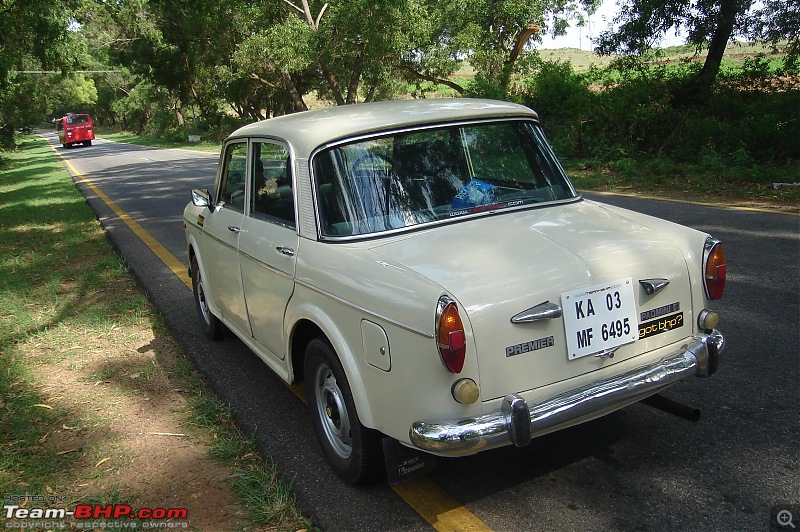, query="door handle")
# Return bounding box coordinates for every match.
[227,226,240,233]
[276,246,295,257]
